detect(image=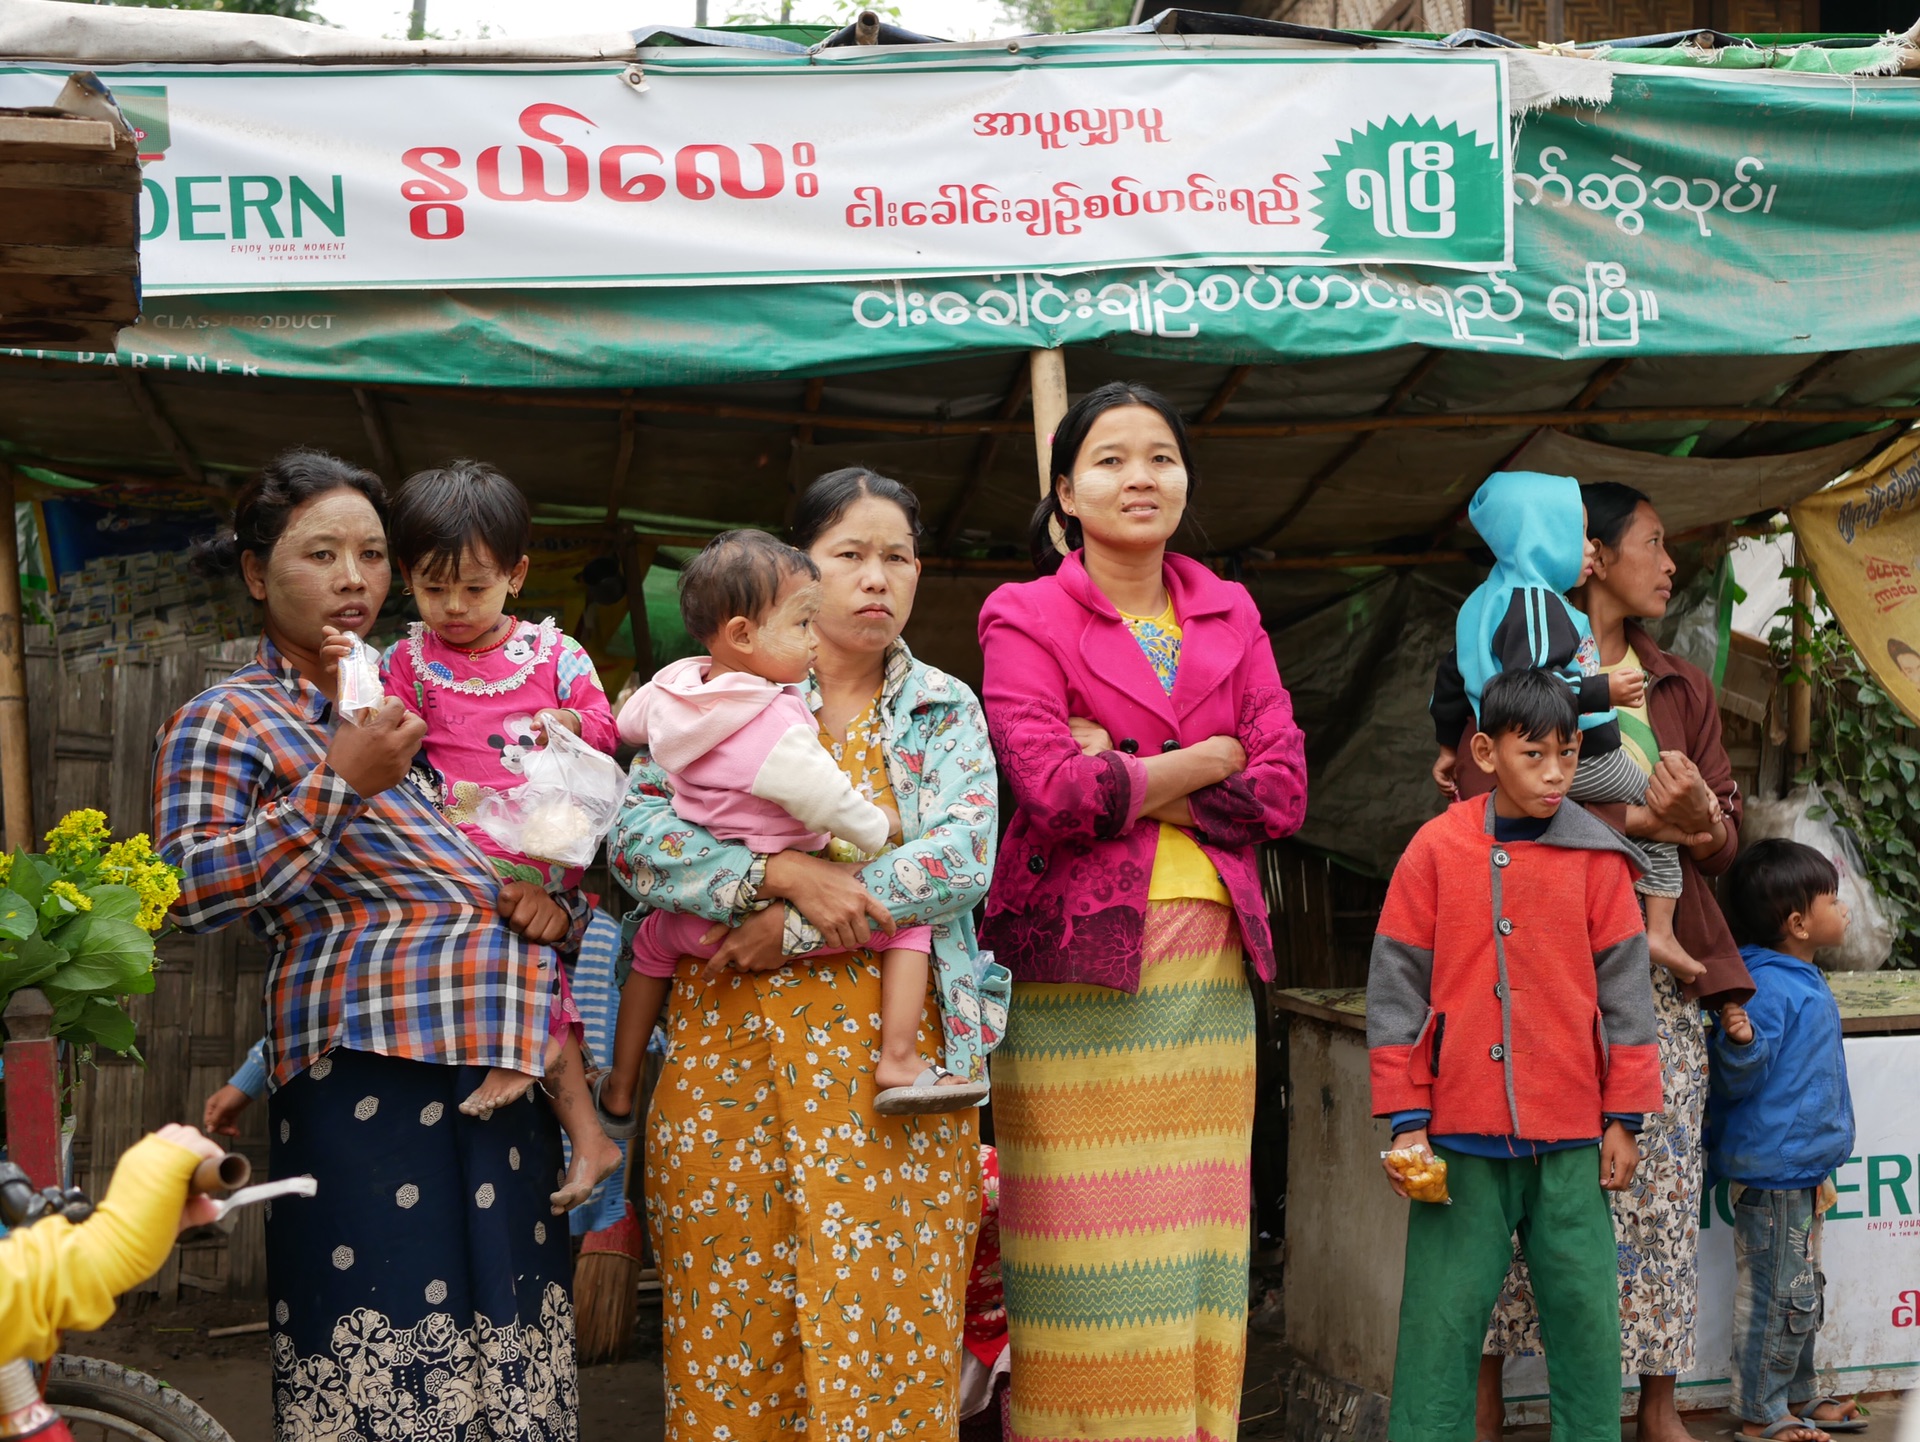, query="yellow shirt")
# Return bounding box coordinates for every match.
[1,1135,200,1364]
[1116,600,1233,906]
[1599,644,1659,781]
